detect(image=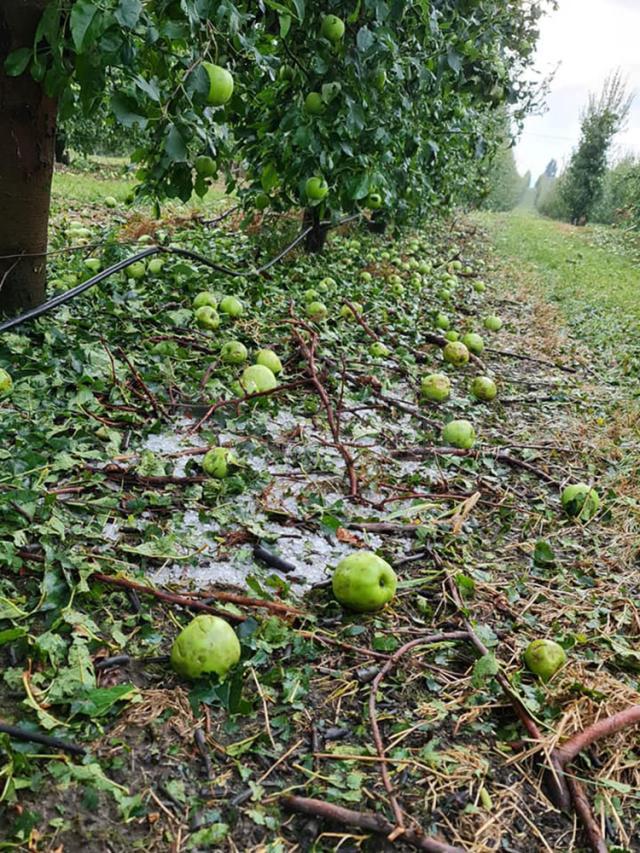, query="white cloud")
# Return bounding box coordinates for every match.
[514,0,640,181]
